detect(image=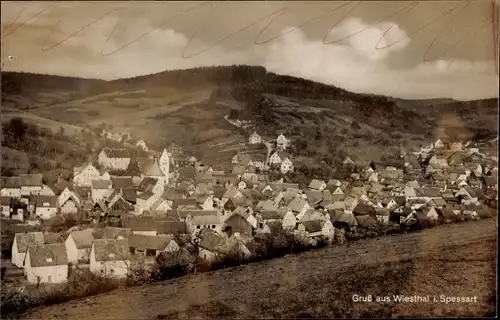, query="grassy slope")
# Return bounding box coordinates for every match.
[21,220,497,319]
